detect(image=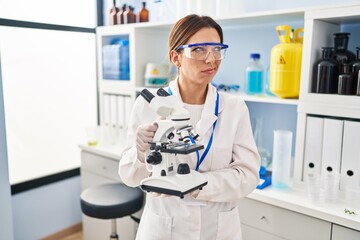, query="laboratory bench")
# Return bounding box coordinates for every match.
[79,144,360,240]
